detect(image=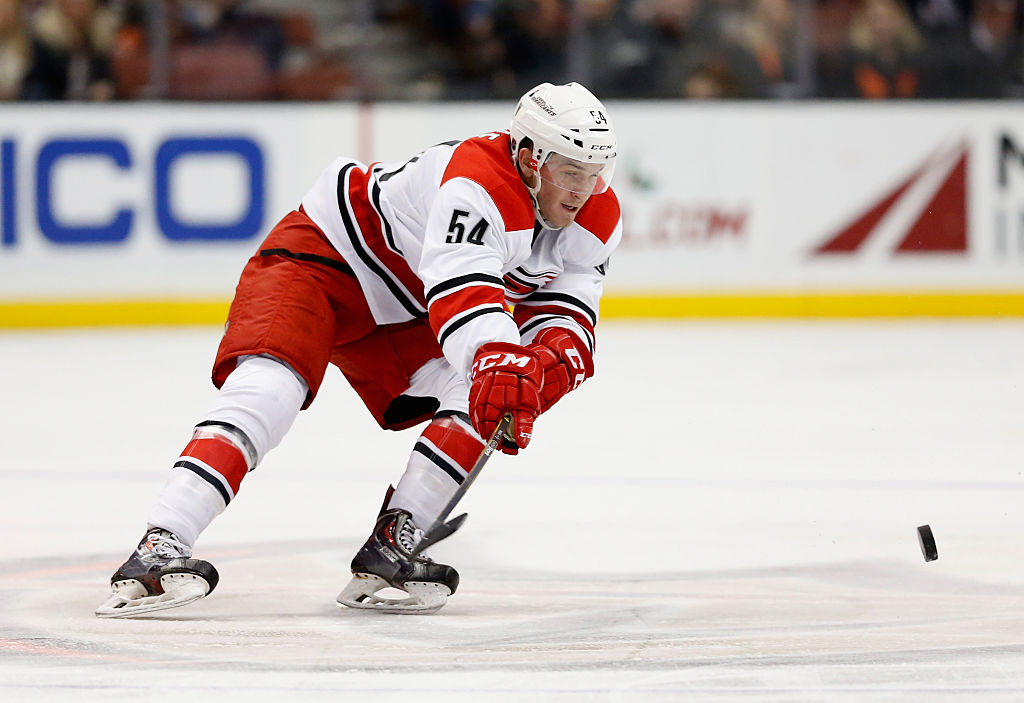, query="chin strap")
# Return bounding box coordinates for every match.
[528,192,560,230]
[521,162,561,230]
